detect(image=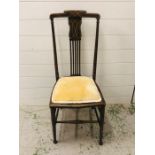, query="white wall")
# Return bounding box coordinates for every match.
[19,0,135,105]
